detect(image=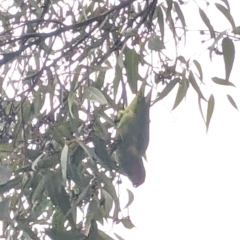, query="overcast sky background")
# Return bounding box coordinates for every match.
[1,1,240,240]
[105,1,240,239]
